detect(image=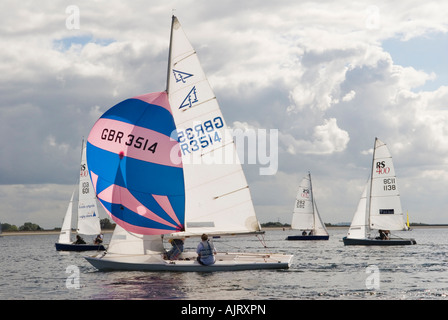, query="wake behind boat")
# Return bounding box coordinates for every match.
[343,138,416,246]
[55,139,106,252]
[286,172,329,241]
[84,16,292,271]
